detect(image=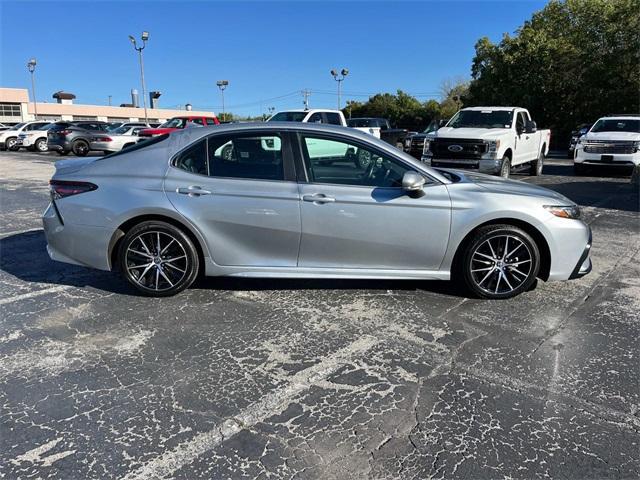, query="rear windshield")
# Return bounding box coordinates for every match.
[101,134,169,160]
[48,123,72,130]
[269,112,307,122]
[348,119,378,127]
[591,119,640,133]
